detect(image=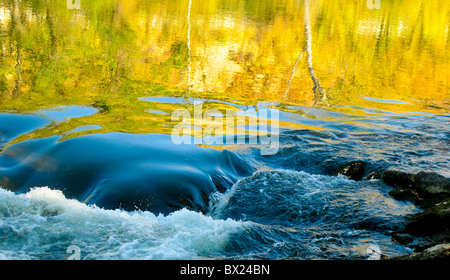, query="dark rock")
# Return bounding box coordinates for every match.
[371,170,450,209]
[366,170,415,189]
[392,233,414,245]
[388,189,420,203]
[373,170,450,260]
[394,244,450,260]
[415,171,450,196]
[409,232,450,253]
[403,201,450,236]
[335,161,367,181]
